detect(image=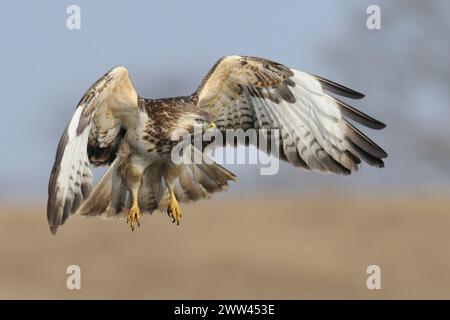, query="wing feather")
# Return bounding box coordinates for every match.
[196,55,387,174]
[47,66,138,234]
